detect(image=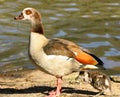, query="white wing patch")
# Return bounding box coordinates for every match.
[83,65,98,69]
[47,55,70,60]
[73,52,78,55]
